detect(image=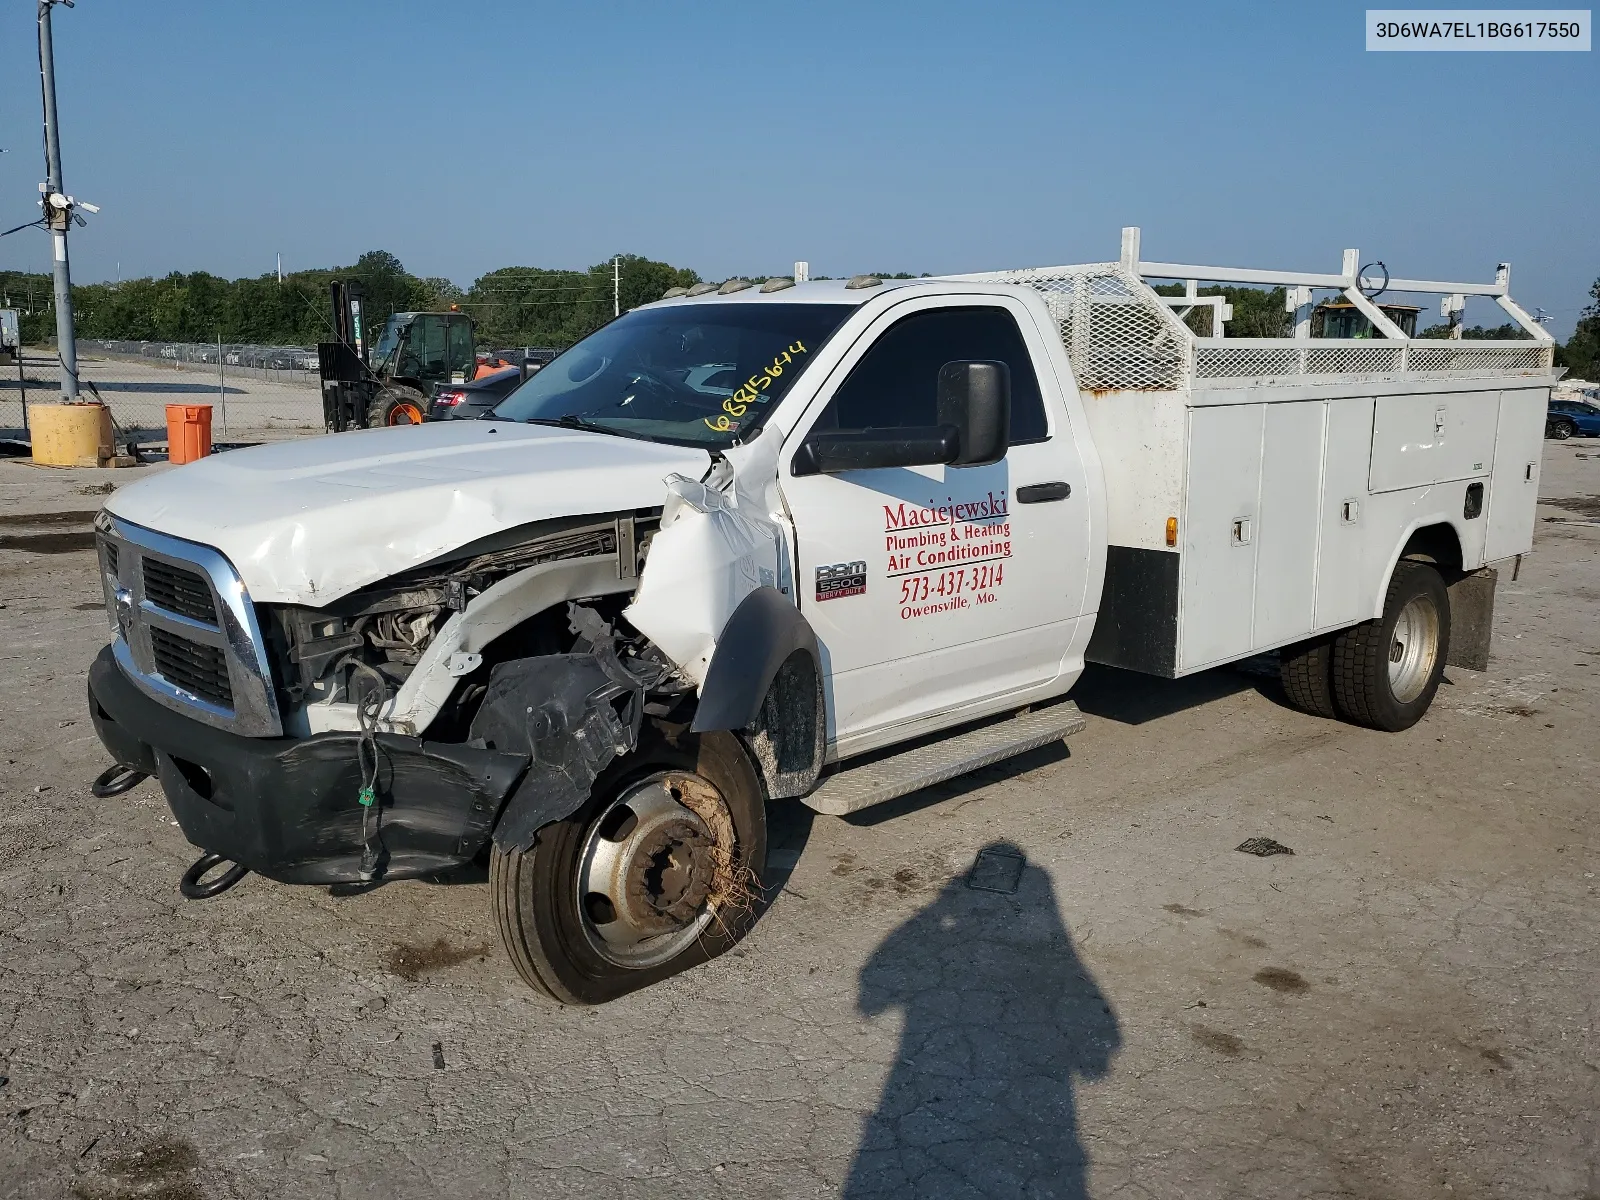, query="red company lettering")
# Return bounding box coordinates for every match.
[883,491,1009,531]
